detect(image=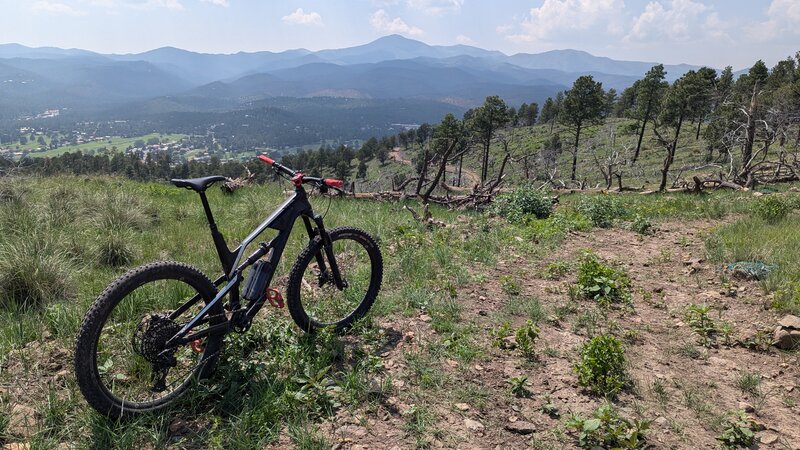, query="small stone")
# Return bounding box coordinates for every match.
[169,419,190,435]
[403,331,415,342]
[738,402,755,413]
[335,425,368,439]
[4,444,30,450]
[419,314,432,322]
[478,296,487,301]
[654,417,667,426]
[773,328,800,350]
[505,421,536,435]
[454,403,470,411]
[501,335,517,349]
[464,418,484,431]
[778,315,800,330]
[446,359,458,368]
[473,364,484,371]
[8,404,38,438]
[760,432,779,445]
[508,415,518,422]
